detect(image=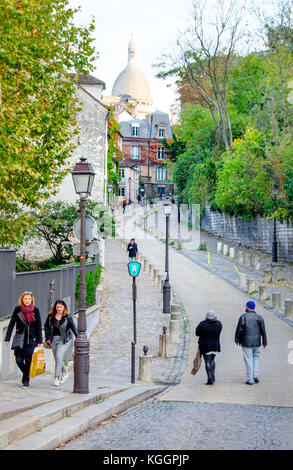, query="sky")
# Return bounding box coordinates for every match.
[68,0,192,113]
